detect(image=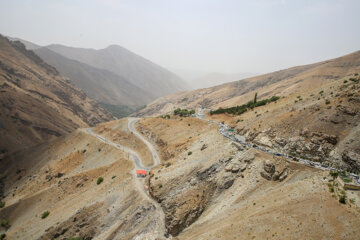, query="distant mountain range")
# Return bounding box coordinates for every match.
[8,37,189,117]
